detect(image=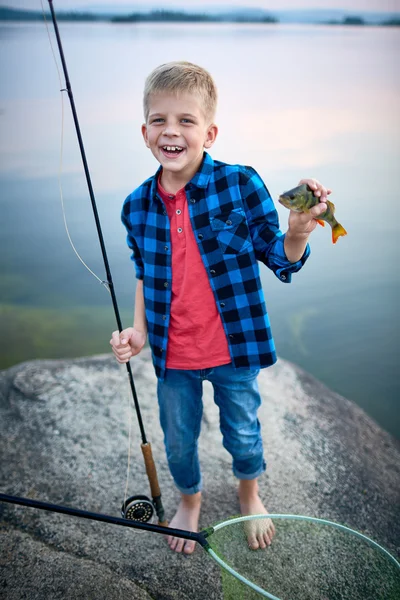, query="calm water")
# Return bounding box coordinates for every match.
[0,22,399,437]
